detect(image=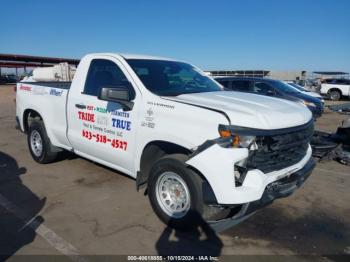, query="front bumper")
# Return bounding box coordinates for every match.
[246,156,315,210]
[187,144,313,205]
[209,156,315,232]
